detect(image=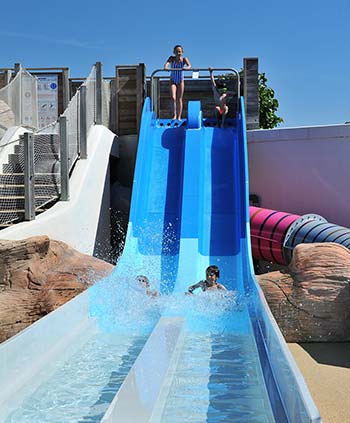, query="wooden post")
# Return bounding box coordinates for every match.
[243,58,259,130]
[115,64,146,136]
[136,63,146,133]
[109,78,117,134]
[115,66,120,134]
